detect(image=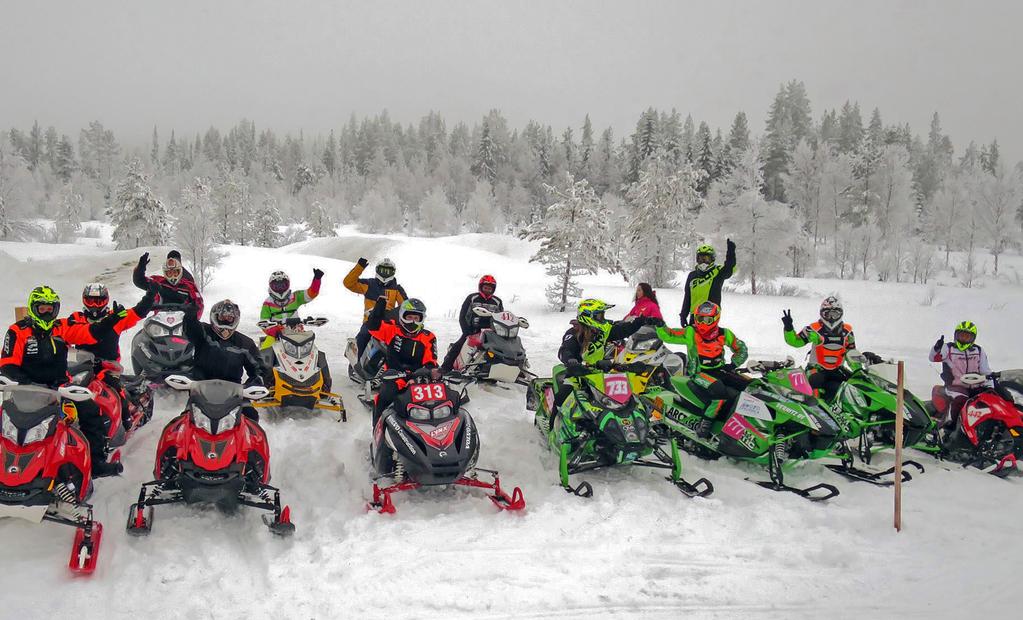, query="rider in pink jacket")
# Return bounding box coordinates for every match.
[624,283,663,321]
[929,320,991,426]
